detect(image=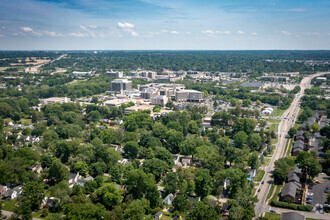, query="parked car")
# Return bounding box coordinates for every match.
[307,192,313,196]
[306,200,312,204]
[306,197,313,200]
[261,181,264,184]
[314,181,321,184]
[270,210,276,213]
